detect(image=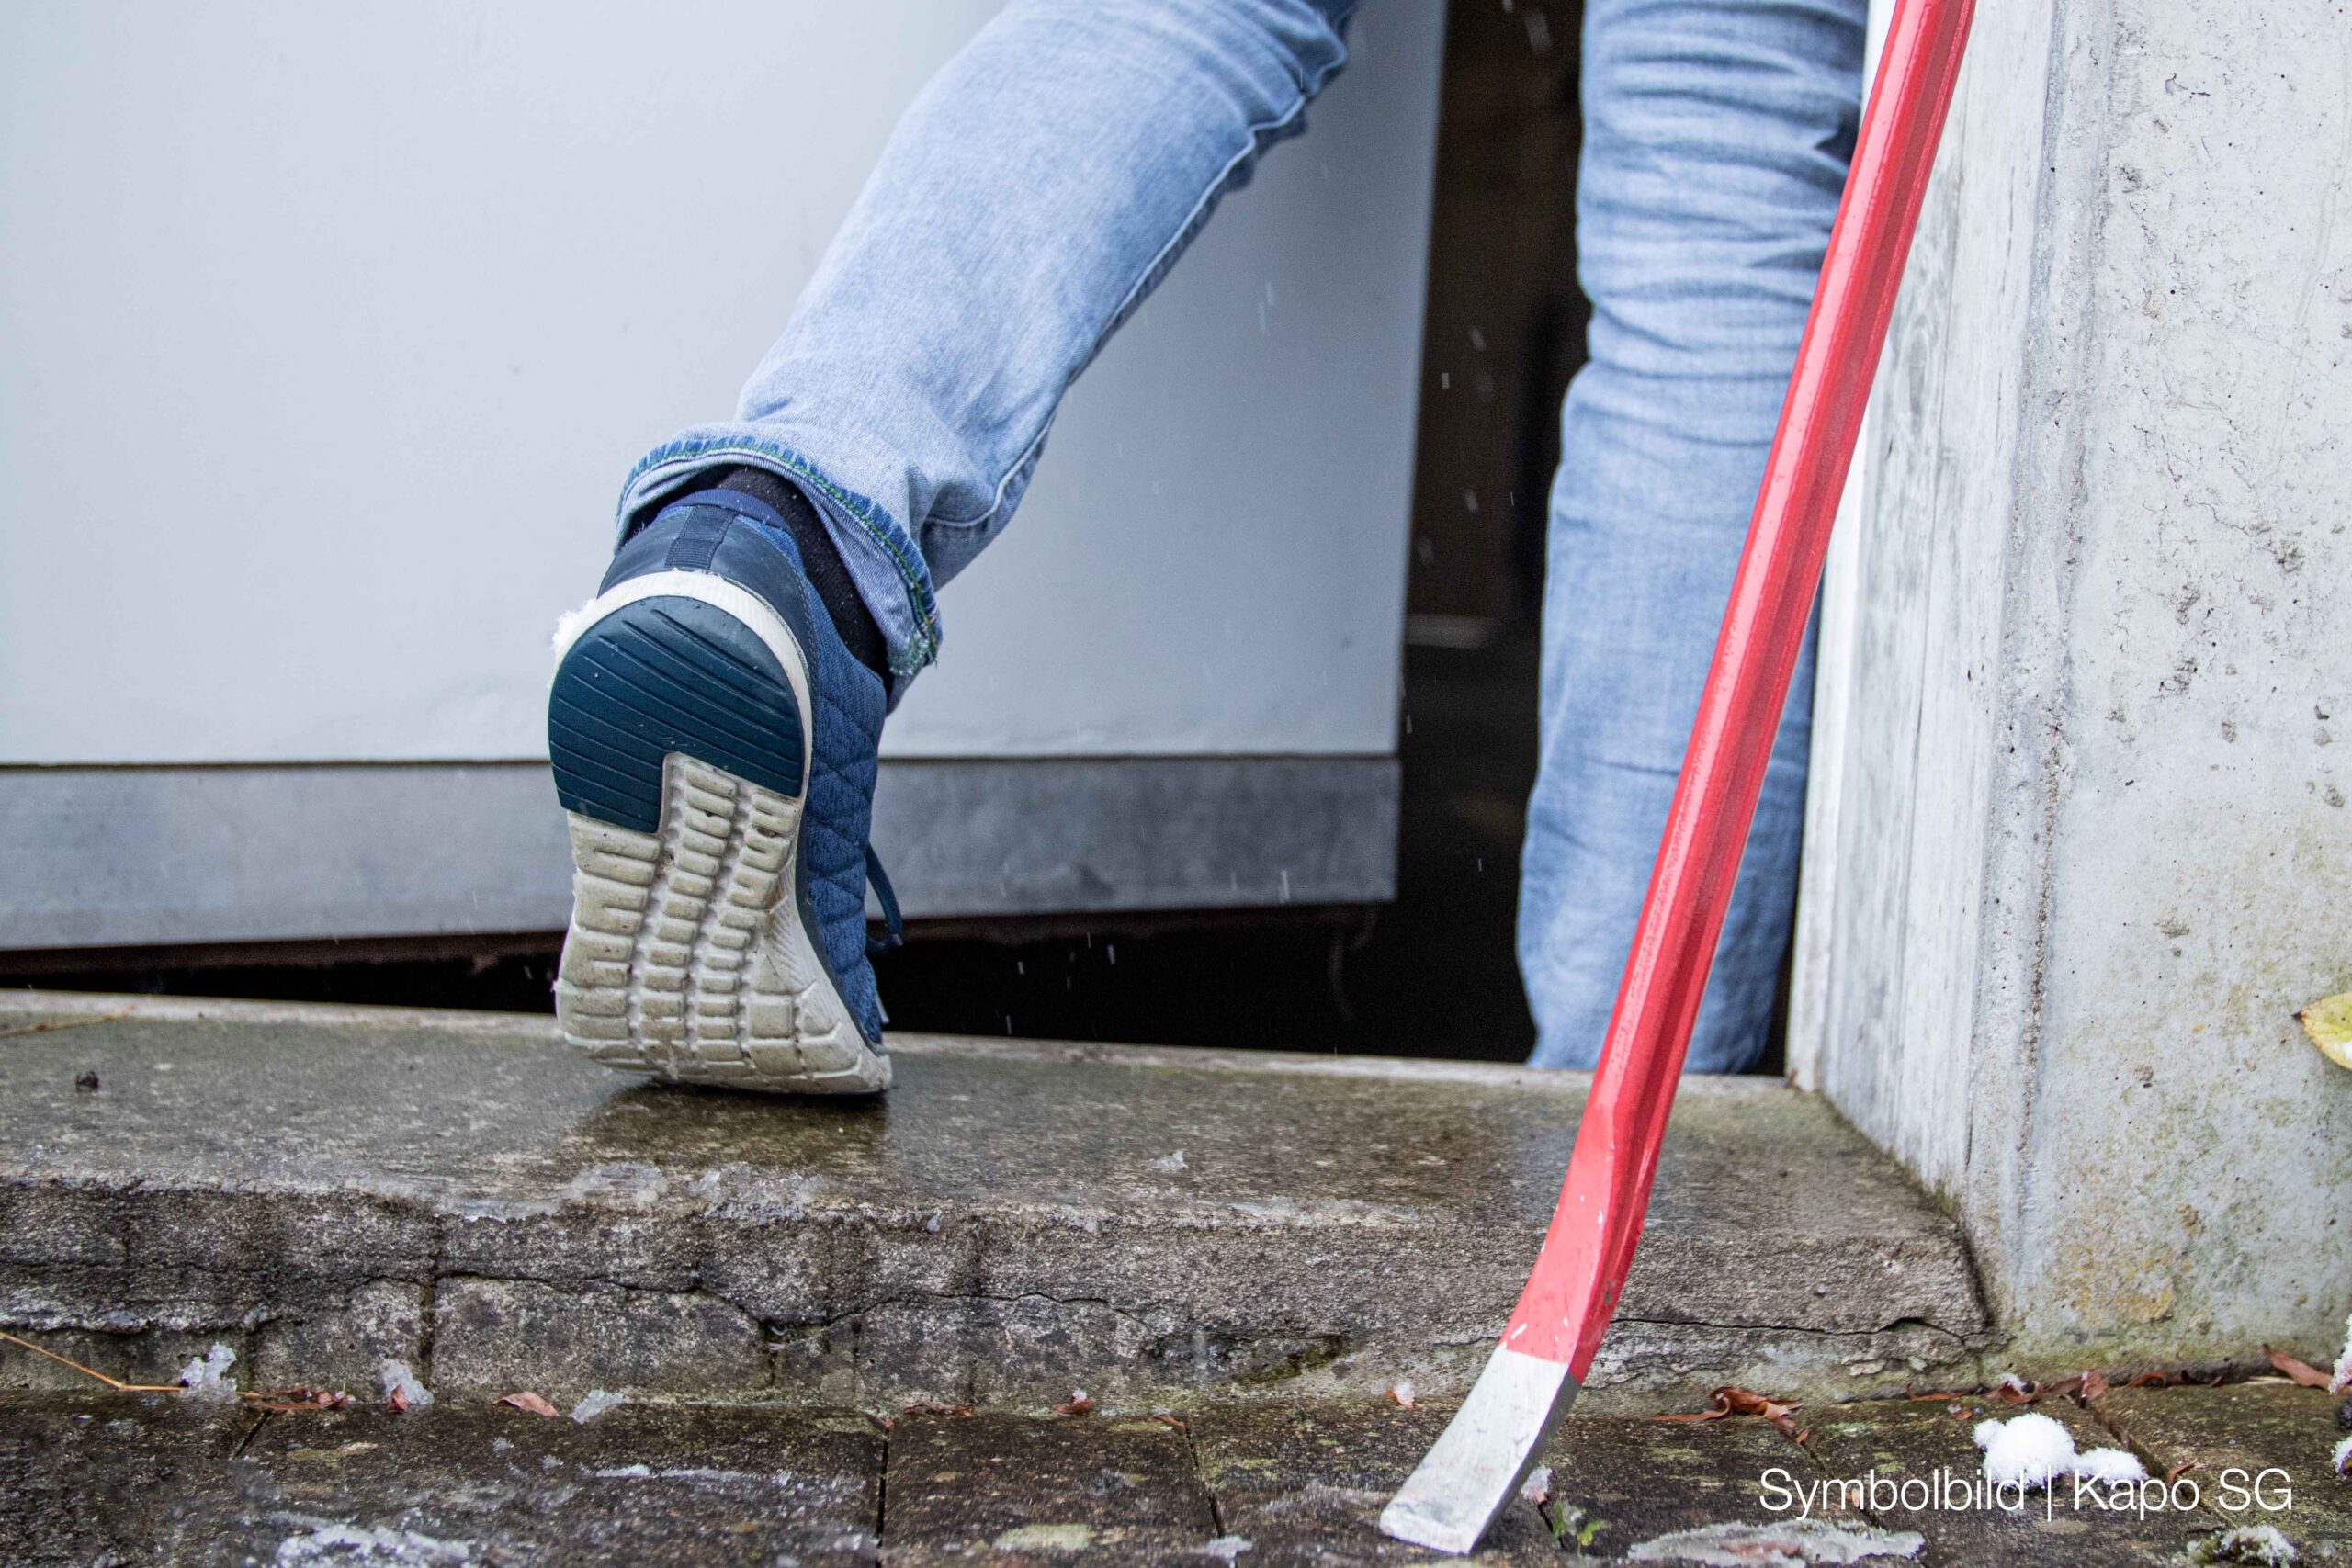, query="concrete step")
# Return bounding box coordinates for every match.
[0,991,1987,1416]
